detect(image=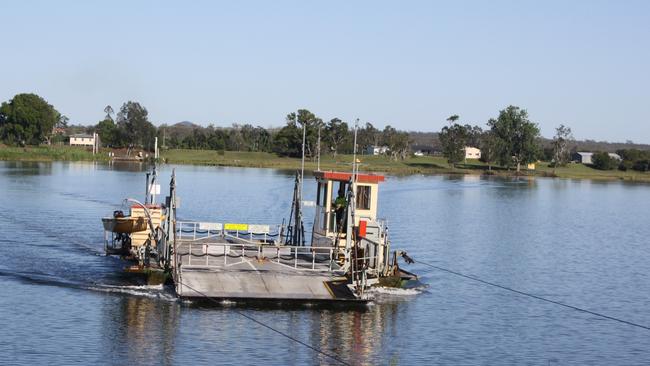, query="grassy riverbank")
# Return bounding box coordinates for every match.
[2,145,650,182]
[0,145,110,162]
[159,149,650,182]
